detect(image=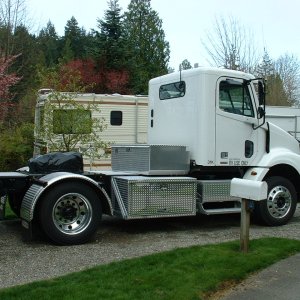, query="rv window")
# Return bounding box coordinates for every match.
[111,111,122,126]
[53,109,92,134]
[219,80,254,117]
[159,81,186,100]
